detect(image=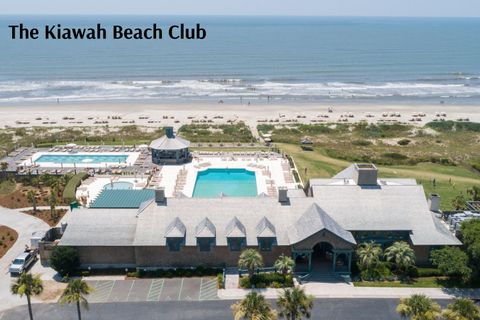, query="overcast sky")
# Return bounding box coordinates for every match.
[2,0,480,17]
